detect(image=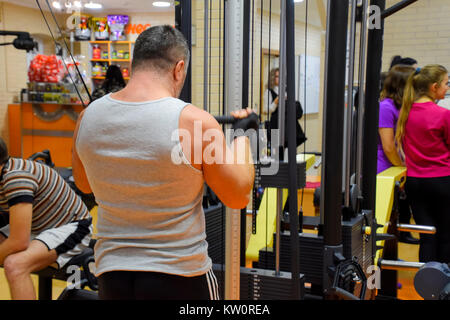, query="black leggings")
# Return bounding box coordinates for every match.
[406,176,450,263]
[98,269,220,300]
